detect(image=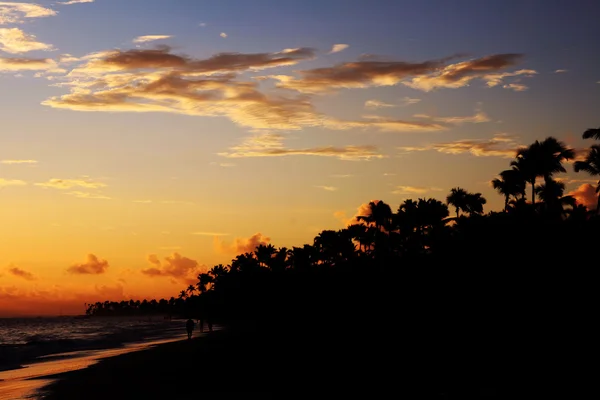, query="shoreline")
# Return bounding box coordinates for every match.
[0,333,189,400]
